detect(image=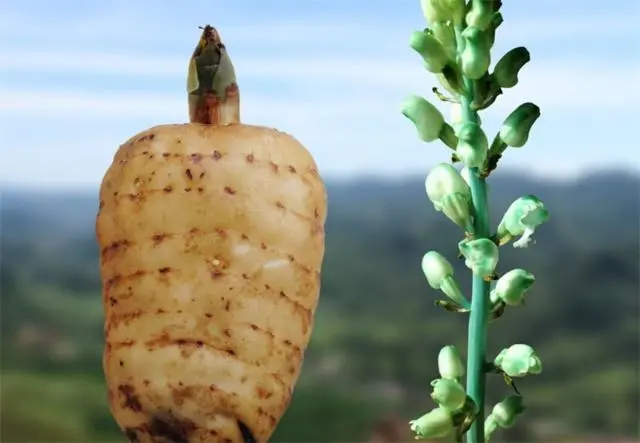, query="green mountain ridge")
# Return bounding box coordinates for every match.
[1,170,638,442]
